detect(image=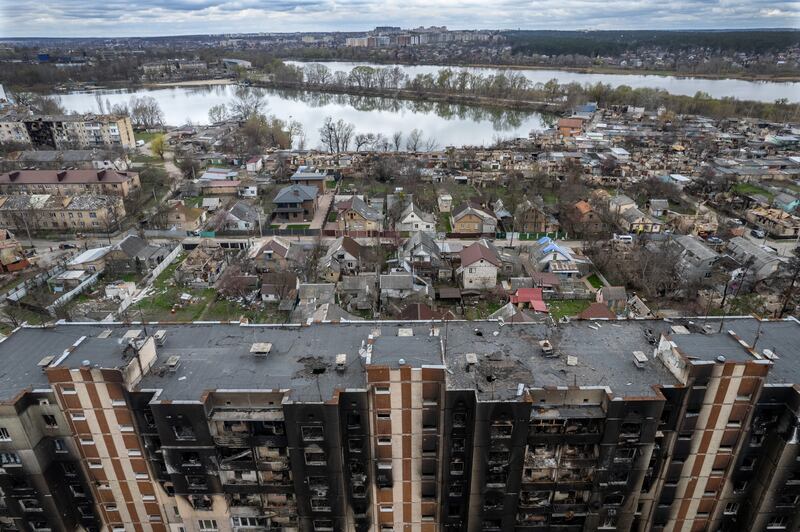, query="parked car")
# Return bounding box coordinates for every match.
[750,229,766,239]
[706,236,724,245]
[59,243,77,249]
